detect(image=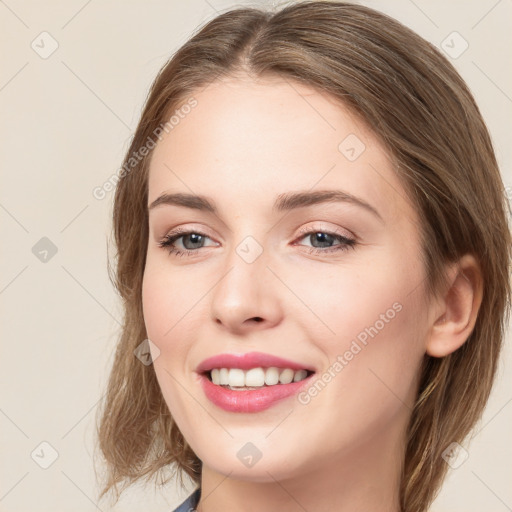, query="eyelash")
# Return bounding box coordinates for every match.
[157,226,357,258]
